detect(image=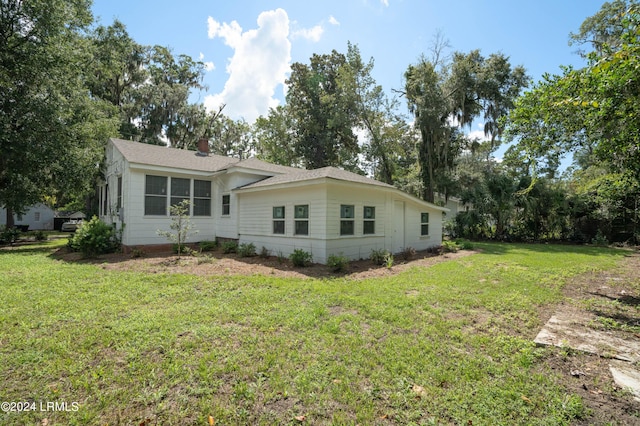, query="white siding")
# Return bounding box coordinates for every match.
[0,203,55,230]
[237,184,328,262]
[237,180,444,264]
